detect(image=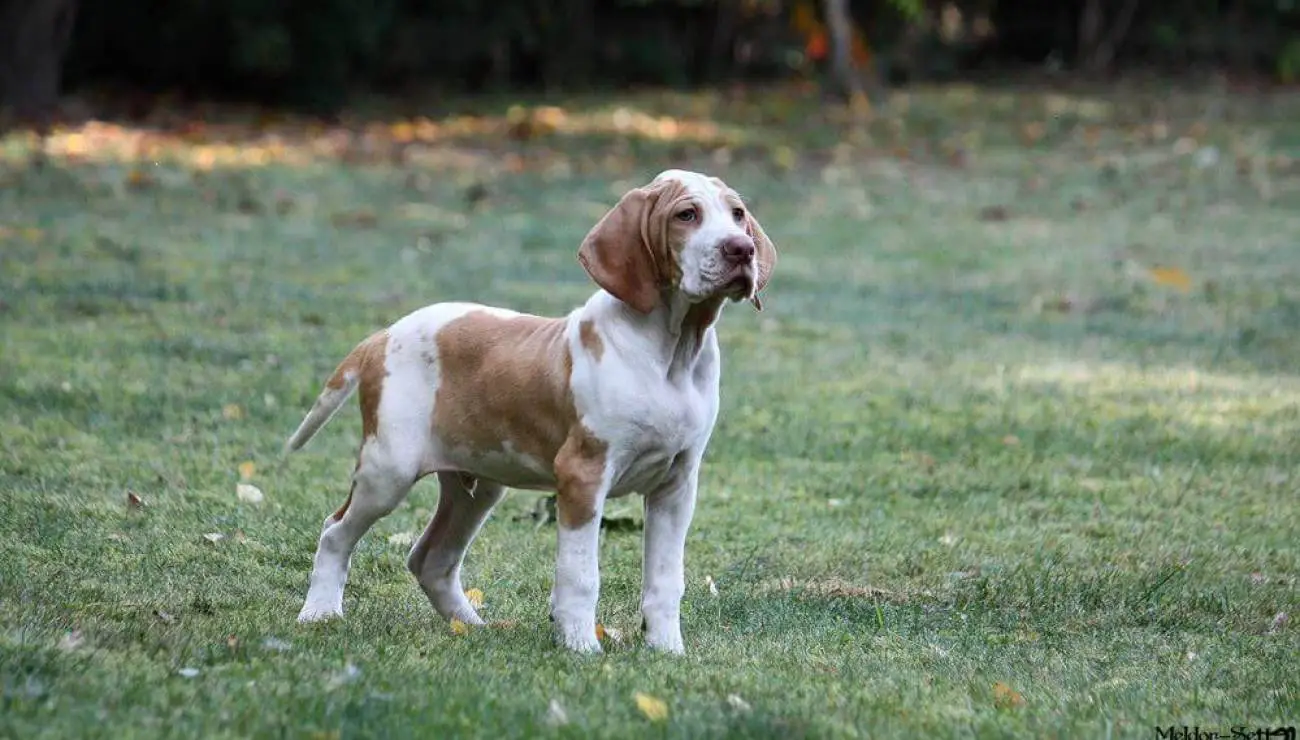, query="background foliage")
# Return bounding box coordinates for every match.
[55,0,1300,113]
